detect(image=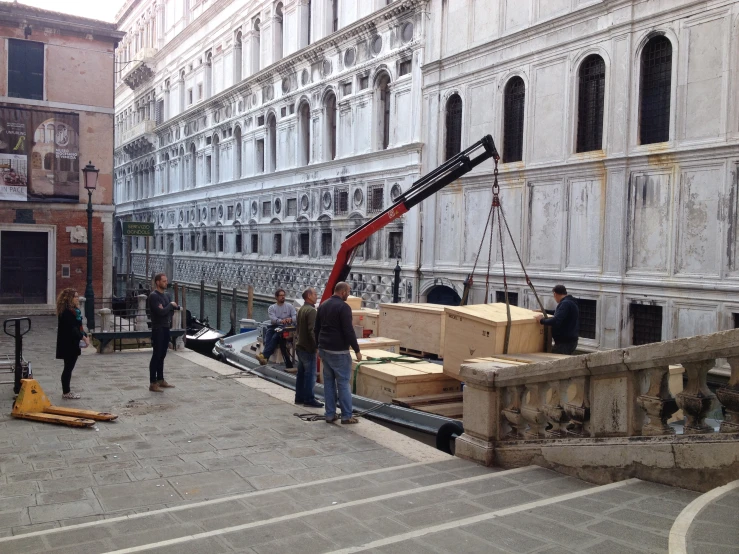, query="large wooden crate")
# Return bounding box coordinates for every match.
[356,336,401,353]
[346,295,363,310]
[443,303,544,379]
[354,358,461,404]
[352,308,380,337]
[378,303,446,357]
